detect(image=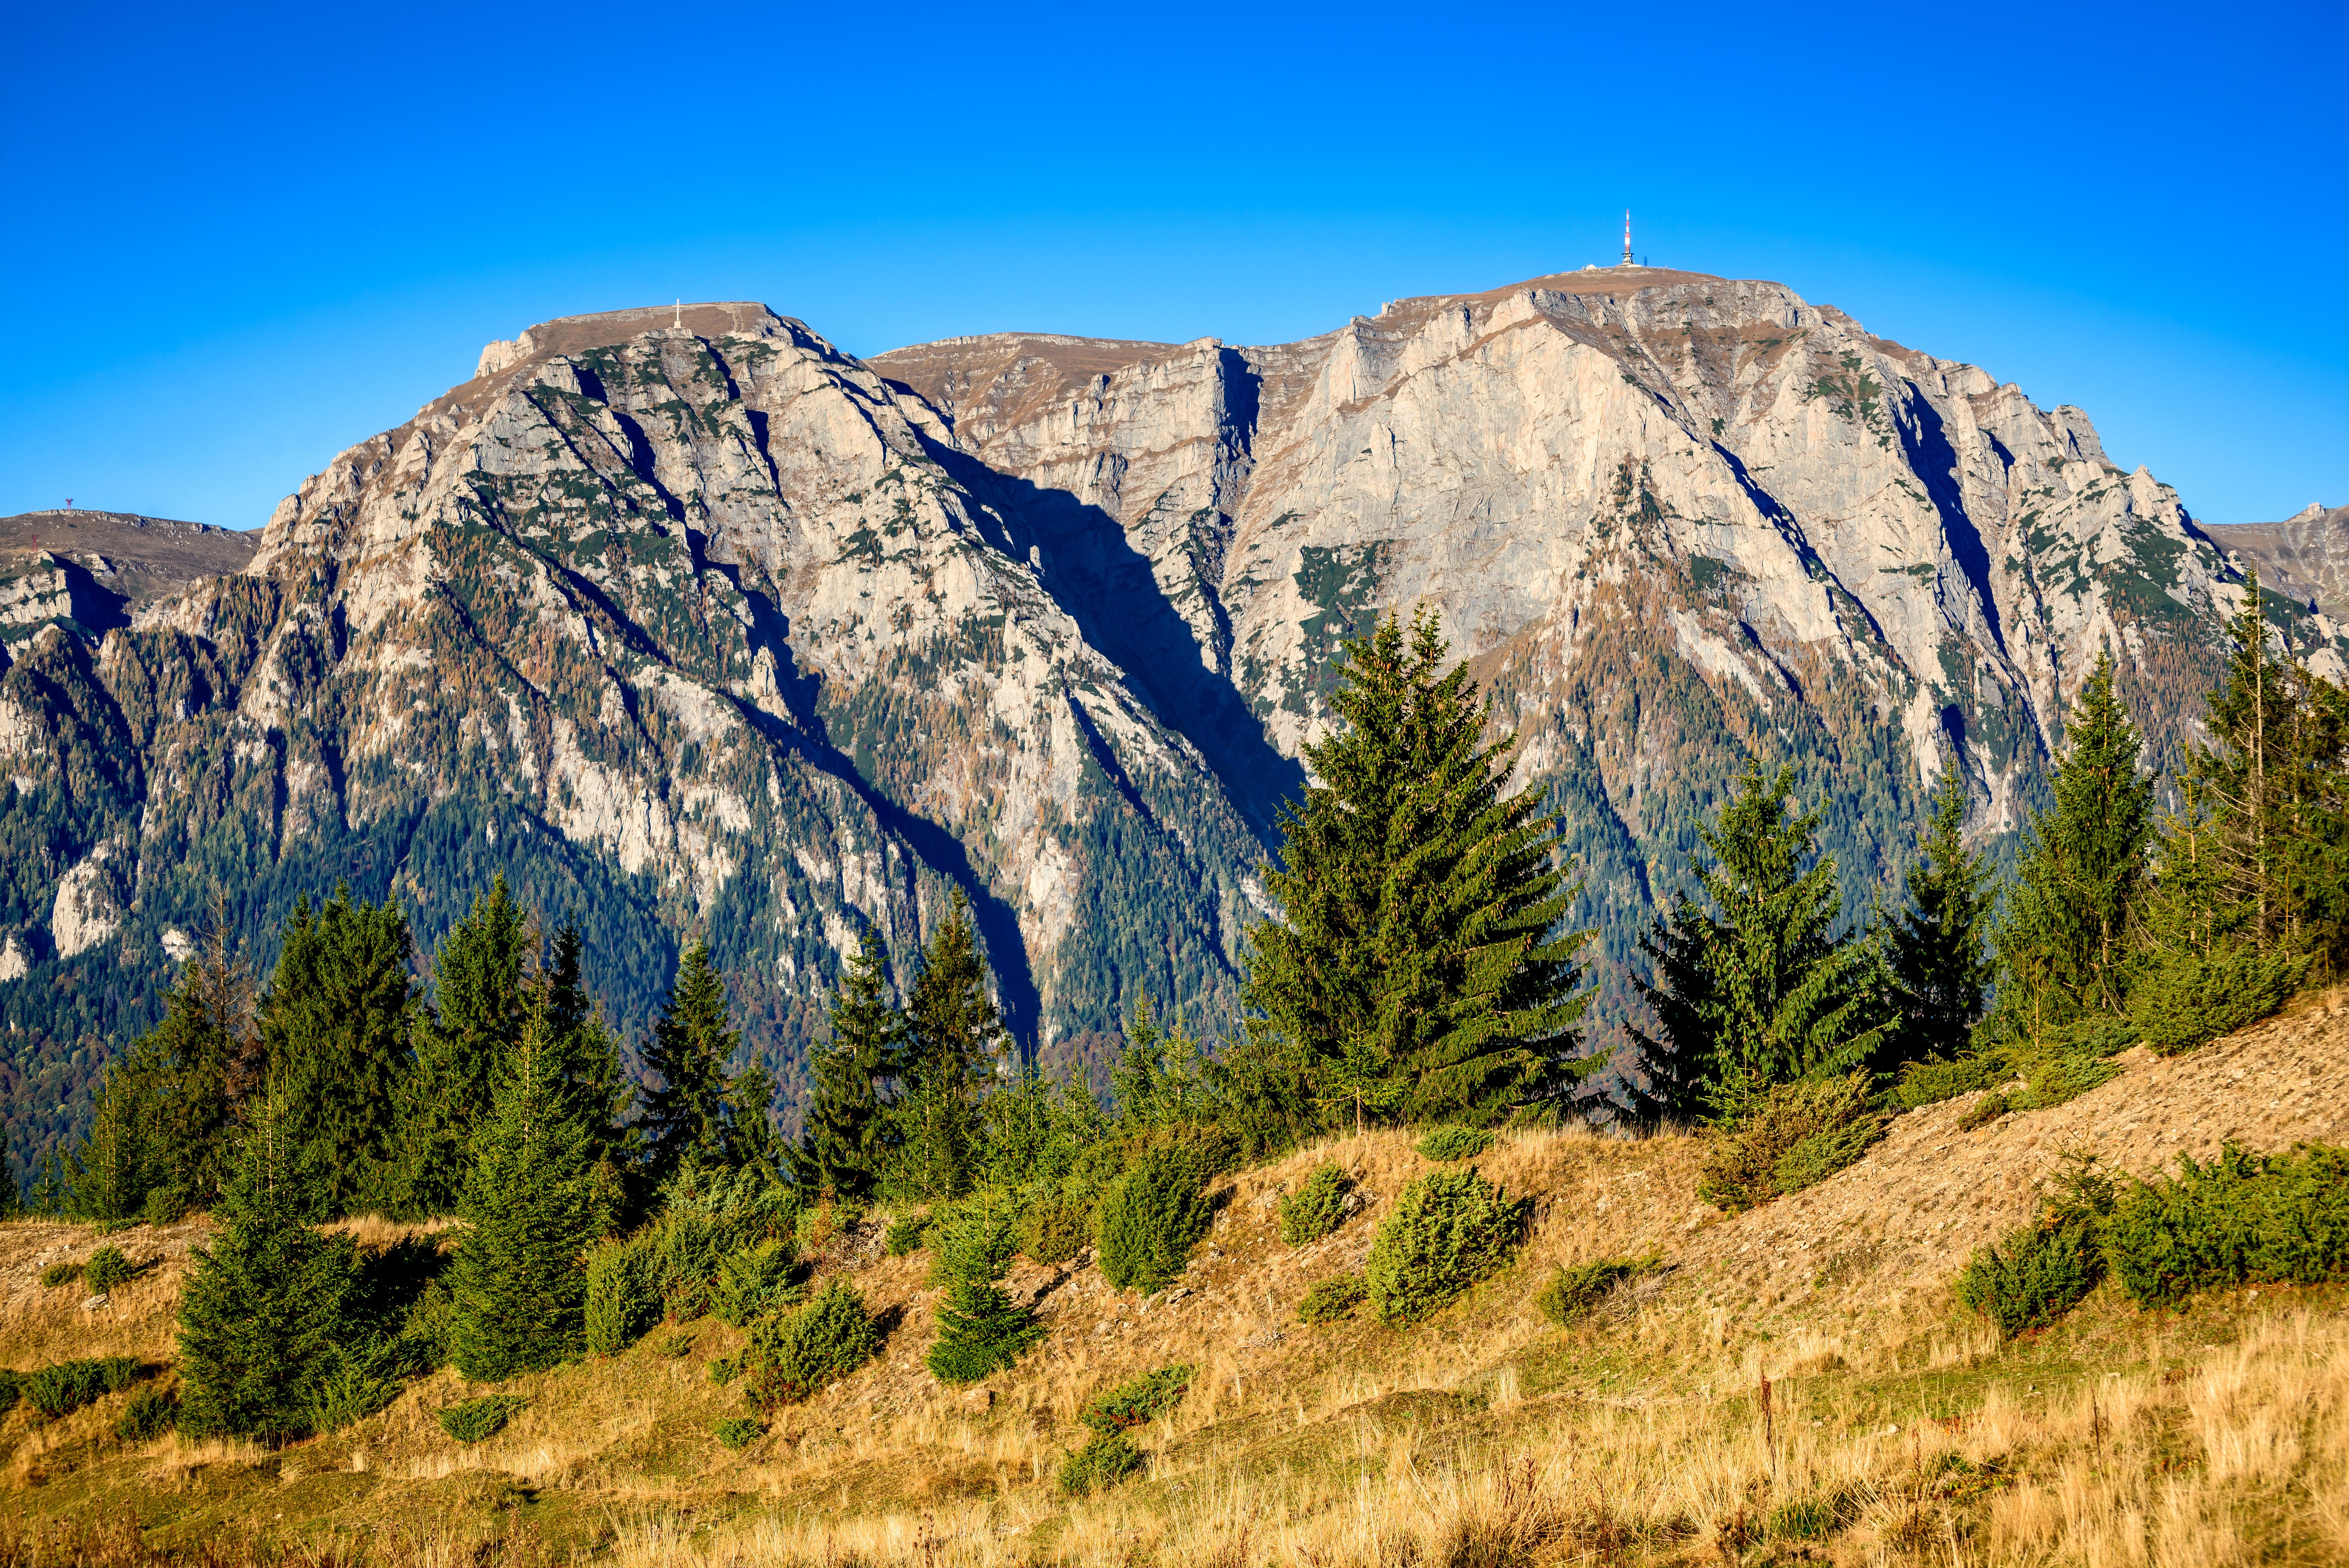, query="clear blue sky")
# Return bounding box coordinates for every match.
[2,1,2340,529]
